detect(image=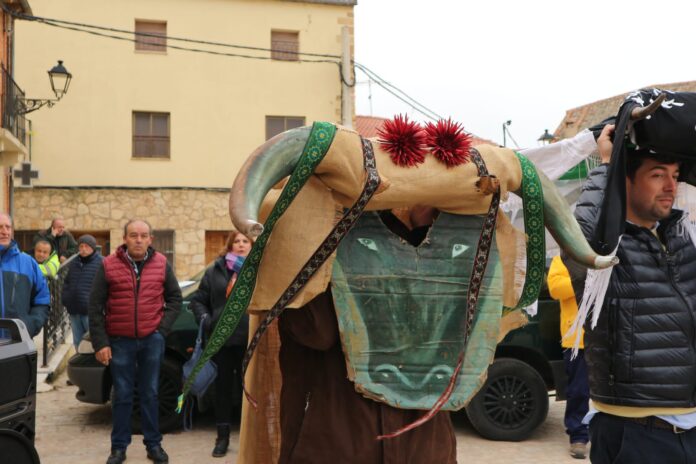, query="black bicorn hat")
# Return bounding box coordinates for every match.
[591,88,696,255]
[623,88,696,184]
